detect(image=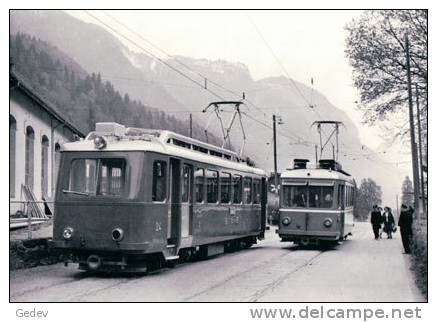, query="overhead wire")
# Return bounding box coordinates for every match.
[84,11,319,150]
[247,15,312,108]
[84,10,225,101]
